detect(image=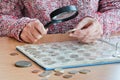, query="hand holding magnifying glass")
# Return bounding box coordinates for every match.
[20,5,78,43]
